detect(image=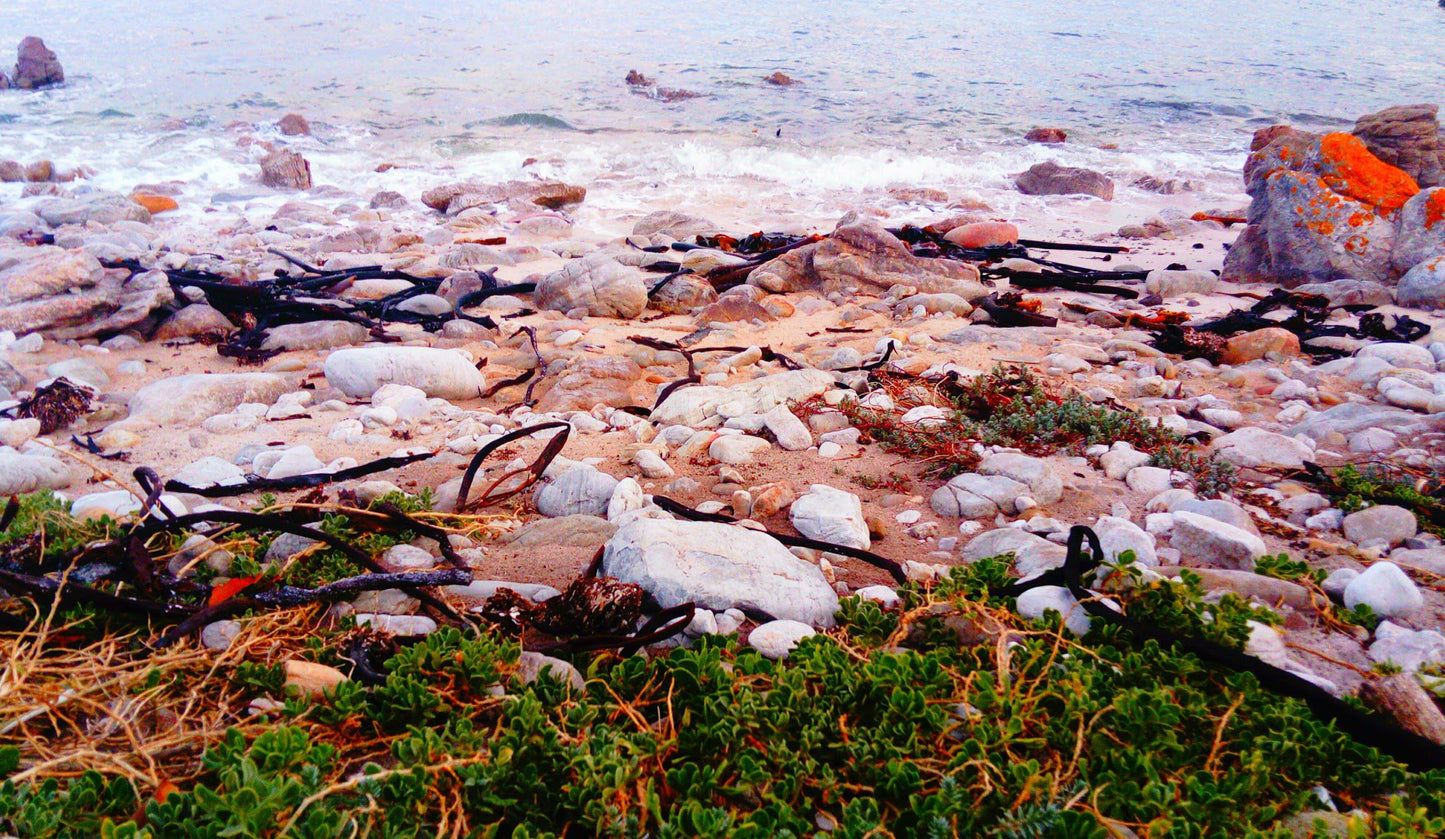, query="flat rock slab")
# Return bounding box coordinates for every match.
[126,373,290,425]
